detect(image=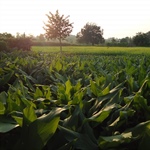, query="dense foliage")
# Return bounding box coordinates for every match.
[133,32,150,47]
[76,23,104,45]
[106,37,133,47]
[0,33,32,51]
[0,50,150,150]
